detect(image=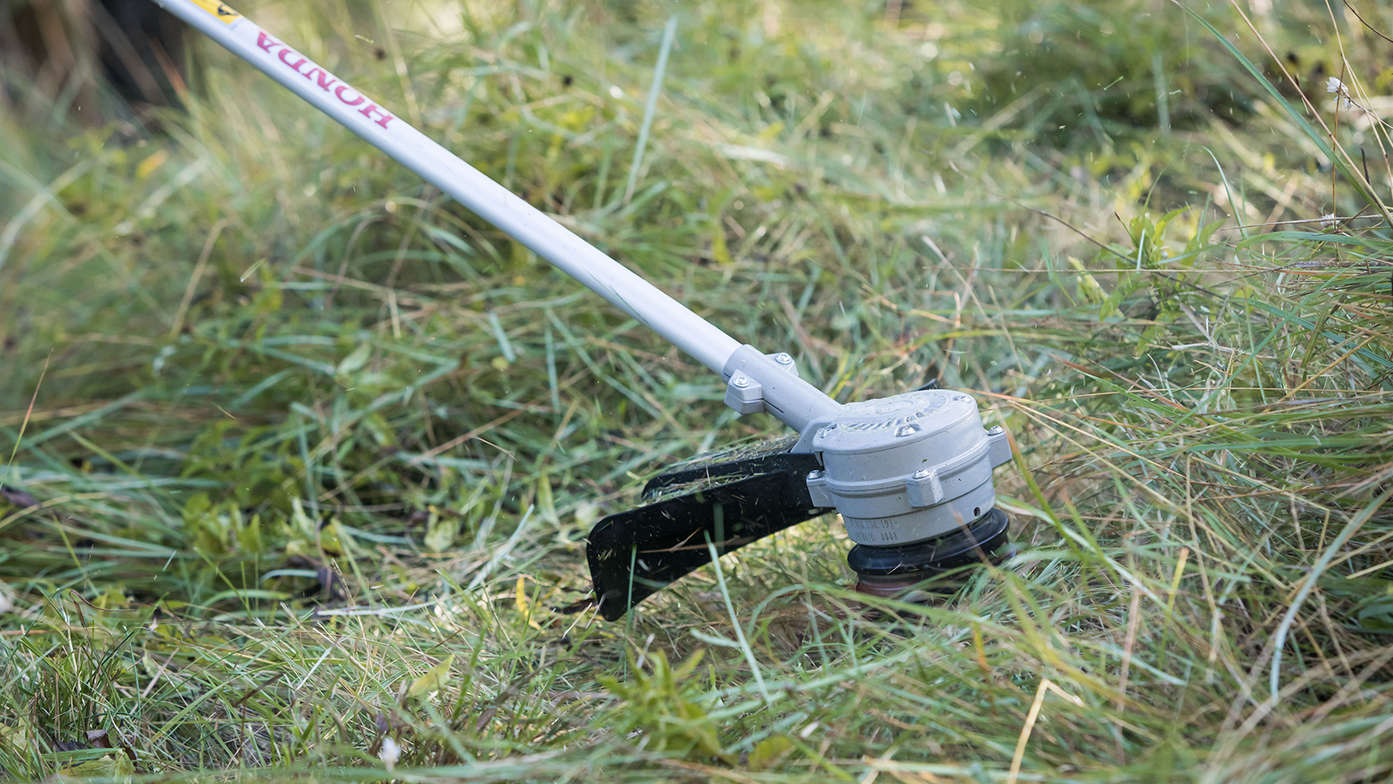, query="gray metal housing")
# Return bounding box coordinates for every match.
[805,390,1011,546]
[722,345,1013,548]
